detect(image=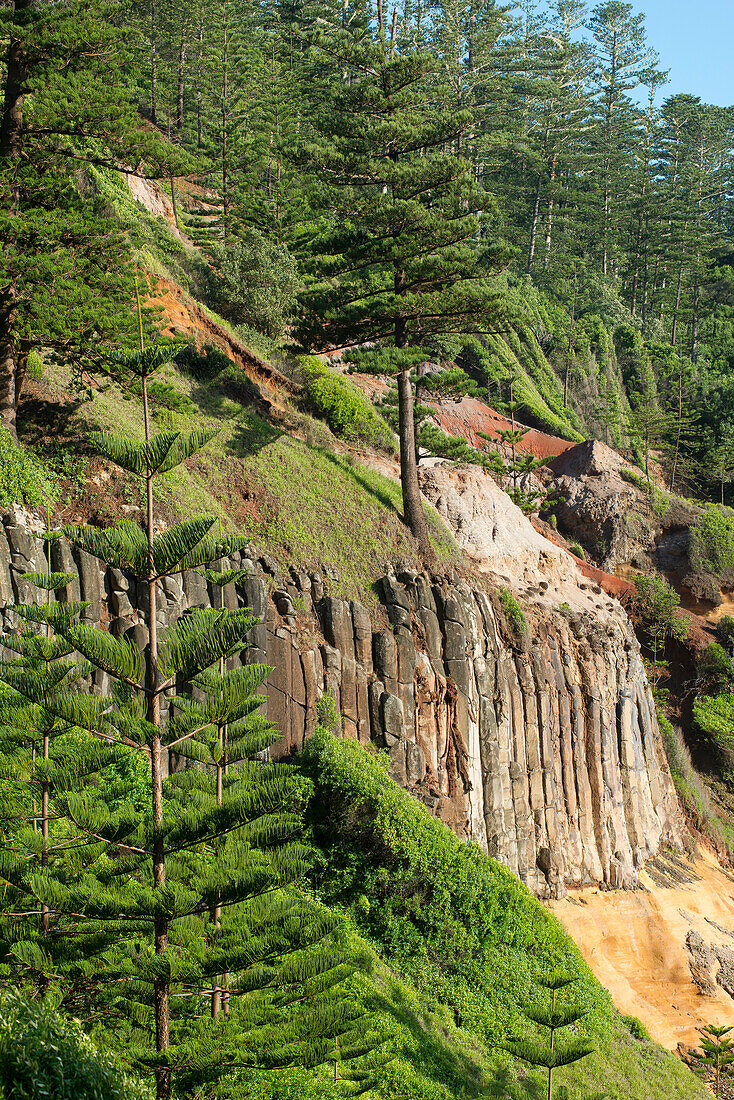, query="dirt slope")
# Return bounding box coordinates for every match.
[429,395,577,459]
[145,276,297,397]
[550,847,734,1050]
